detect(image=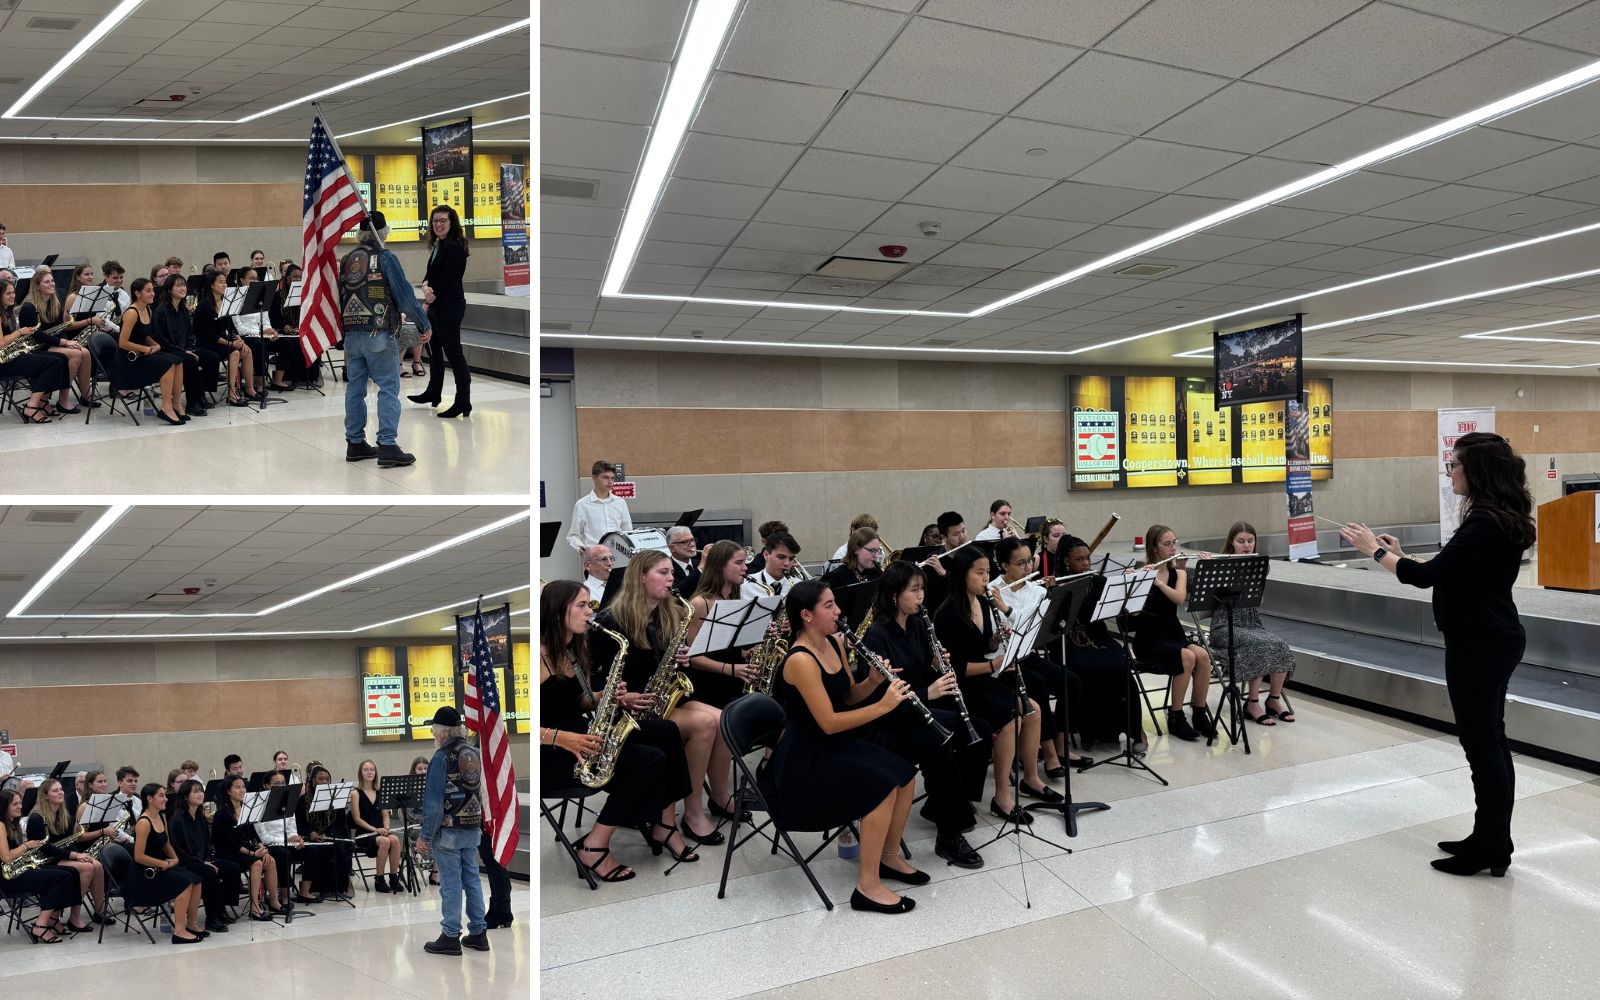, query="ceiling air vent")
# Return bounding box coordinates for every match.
[1114,263,1175,278]
[542,175,598,200]
[814,256,908,282]
[25,15,80,30]
[920,338,957,346]
[25,509,85,524]
[0,573,28,583]
[0,77,22,87]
